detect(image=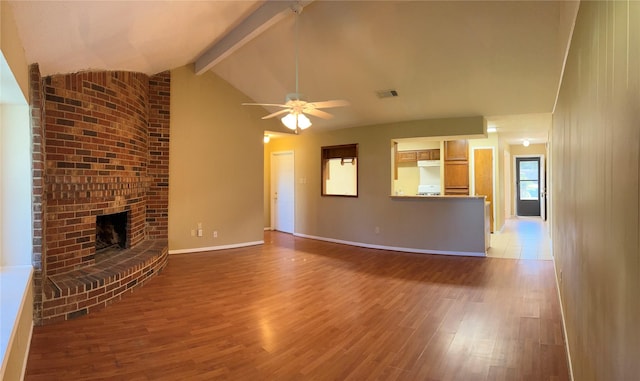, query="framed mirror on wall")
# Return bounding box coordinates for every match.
[321,144,358,197]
